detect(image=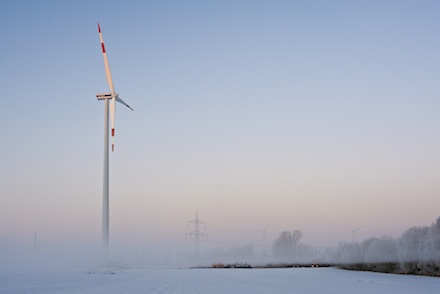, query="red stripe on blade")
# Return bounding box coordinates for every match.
[101,43,106,53]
